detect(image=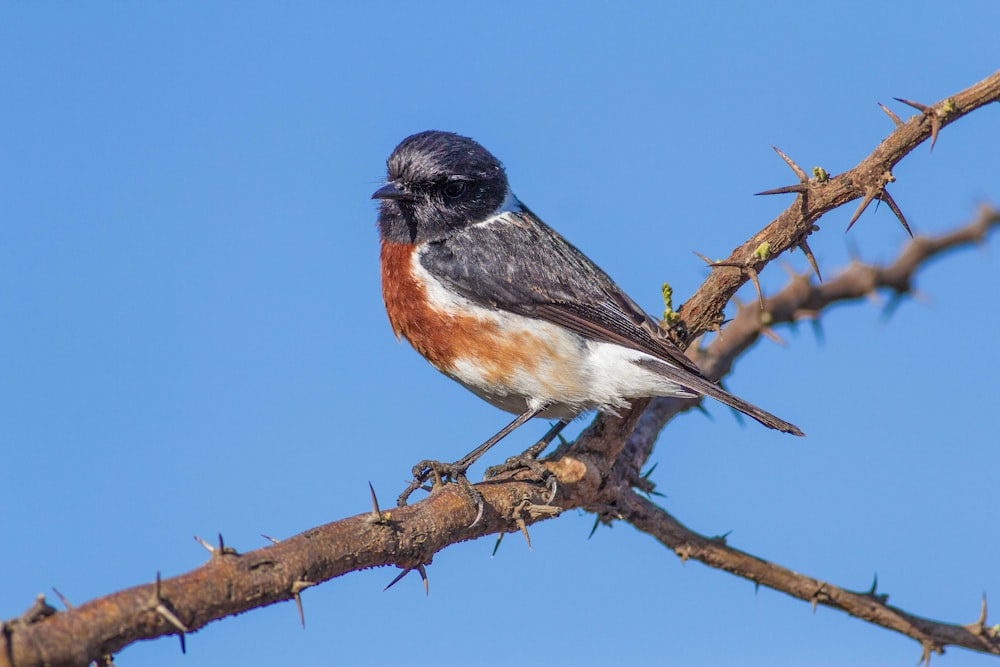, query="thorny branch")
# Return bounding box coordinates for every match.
[2,72,999,667]
[674,69,1000,344]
